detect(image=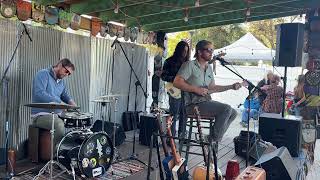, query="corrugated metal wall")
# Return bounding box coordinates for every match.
[0,18,149,159]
